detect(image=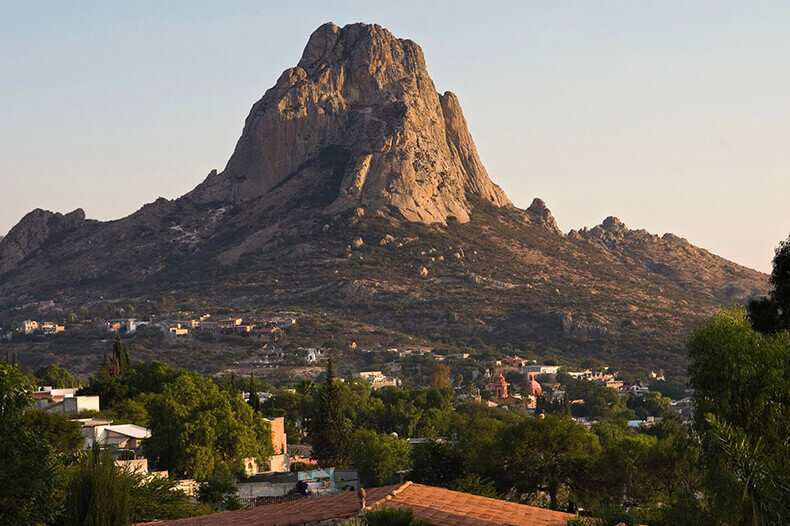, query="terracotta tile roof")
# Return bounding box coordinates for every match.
[368,482,573,526]
[154,482,574,526]
[153,485,400,526]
